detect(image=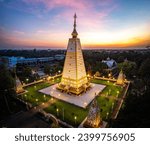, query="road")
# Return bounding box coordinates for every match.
[4,98,56,128]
